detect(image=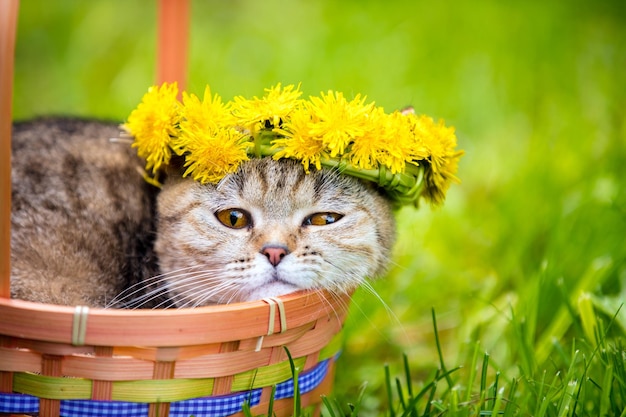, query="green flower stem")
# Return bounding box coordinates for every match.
[251,131,426,206]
